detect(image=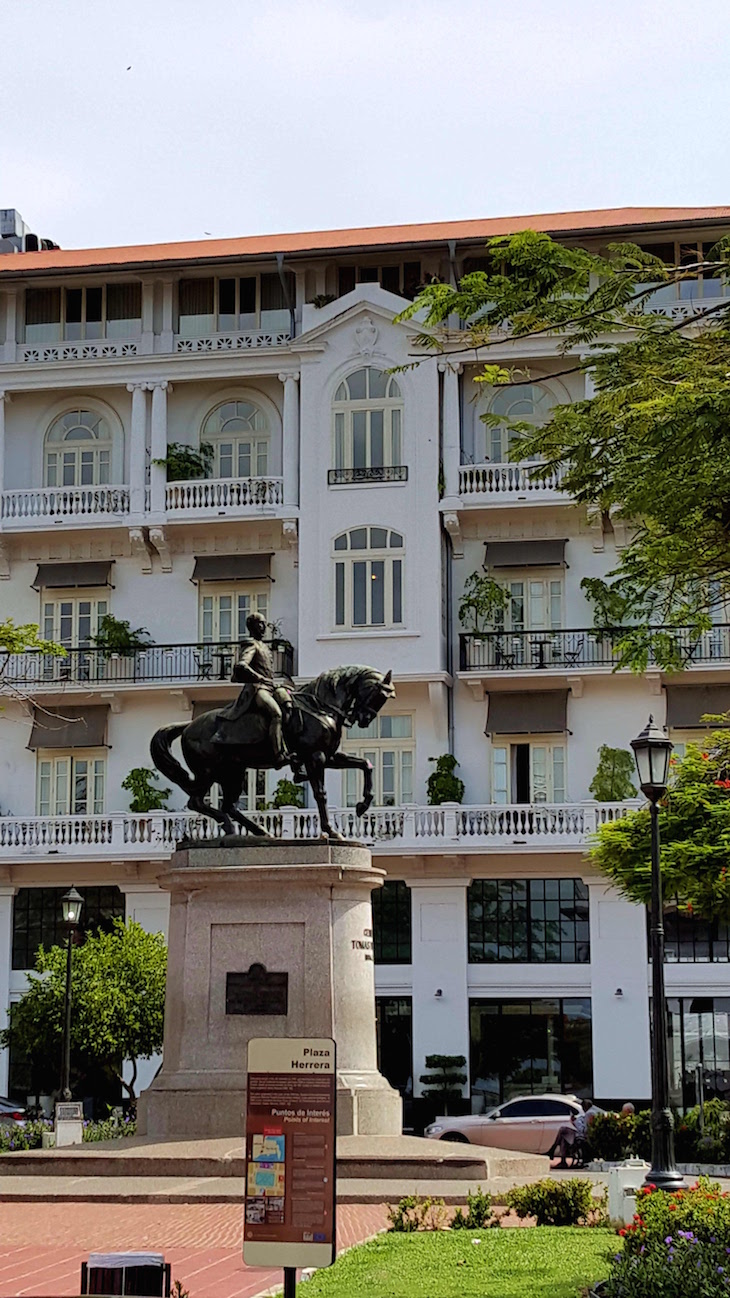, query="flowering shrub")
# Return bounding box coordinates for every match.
[604,1179,730,1296]
[0,1118,53,1152]
[589,1104,730,1165]
[0,1112,136,1152]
